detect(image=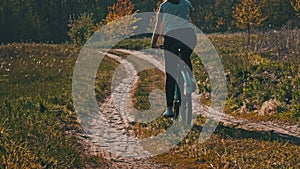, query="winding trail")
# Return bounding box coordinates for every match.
[117,49,300,139]
[76,49,300,168]
[76,50,171,168]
